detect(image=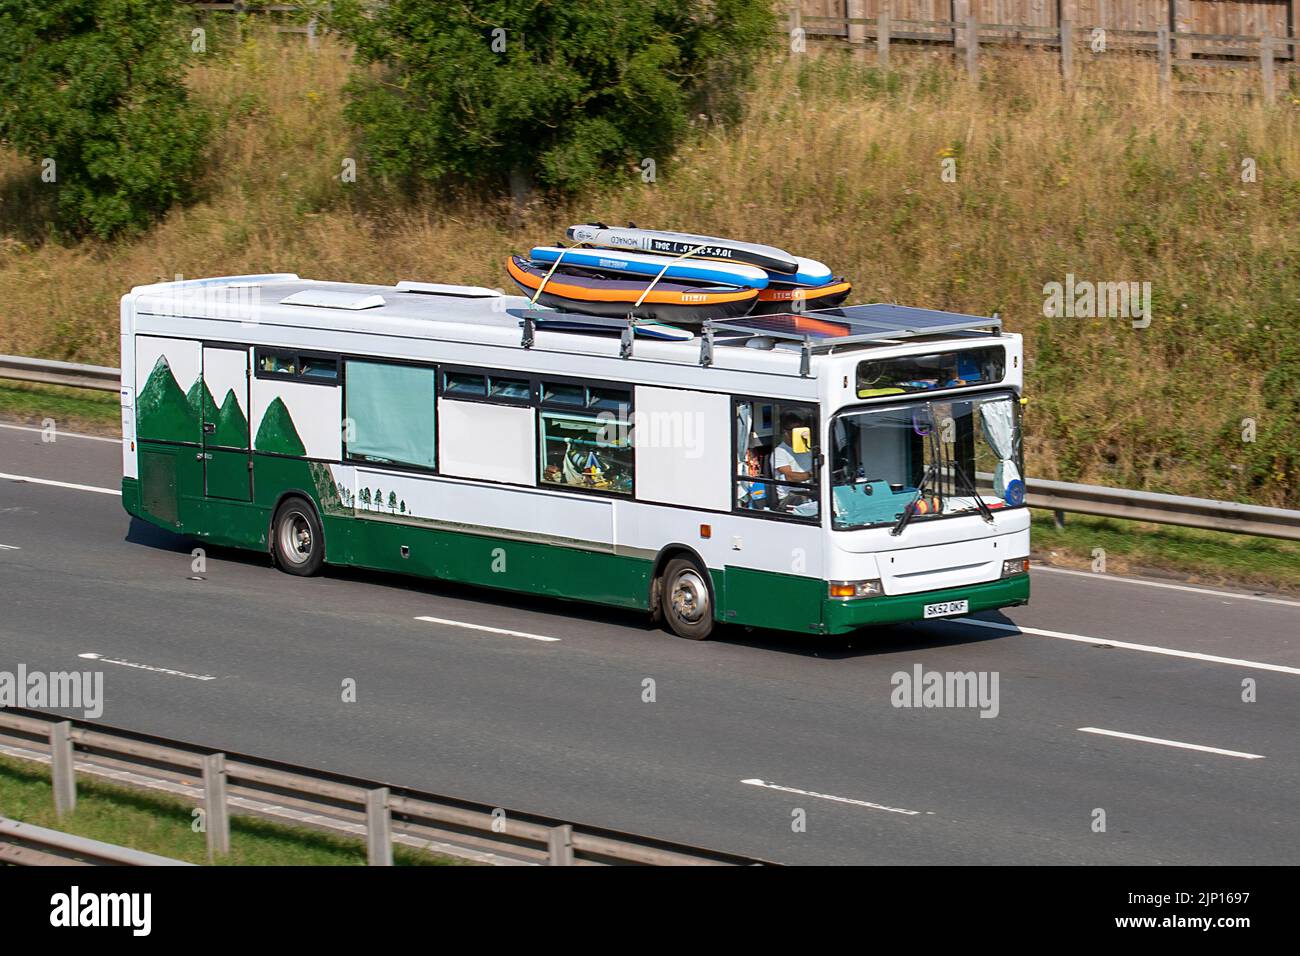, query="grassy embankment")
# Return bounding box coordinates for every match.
[1,29,1296,585]
[0,753,462,865]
